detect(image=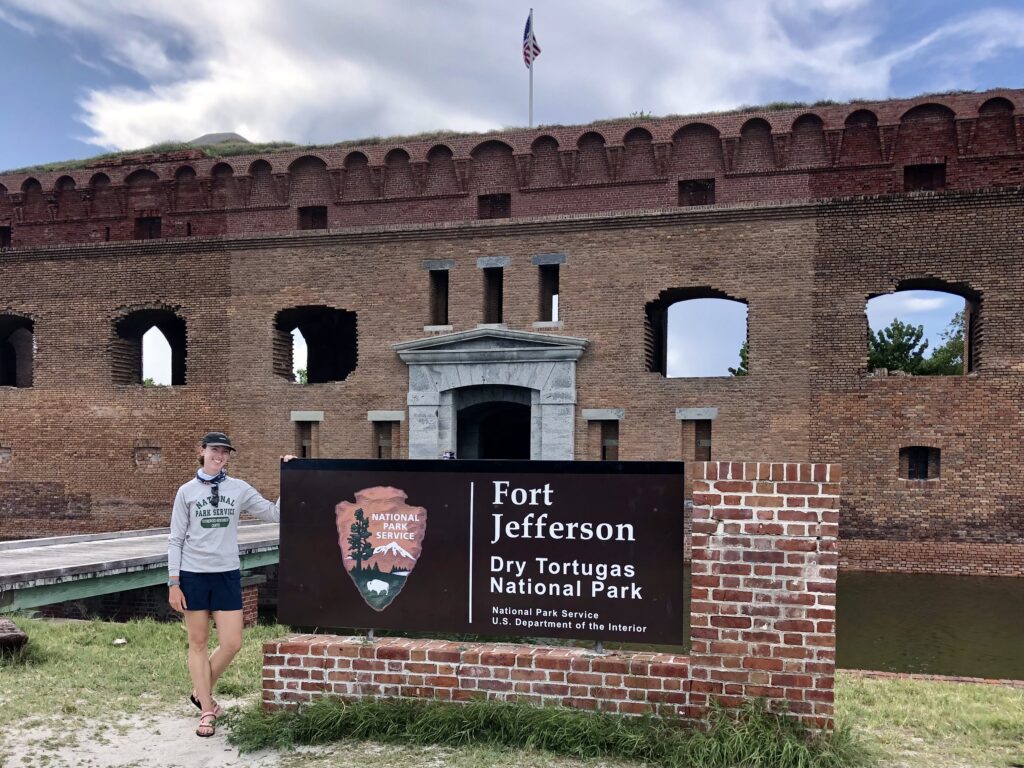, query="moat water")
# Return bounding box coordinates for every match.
[834,571,1024,680]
